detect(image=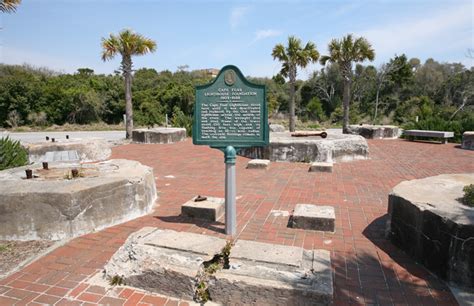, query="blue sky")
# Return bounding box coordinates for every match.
[1,0,473,79]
